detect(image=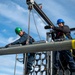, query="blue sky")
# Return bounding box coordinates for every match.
[0,0,75,75]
